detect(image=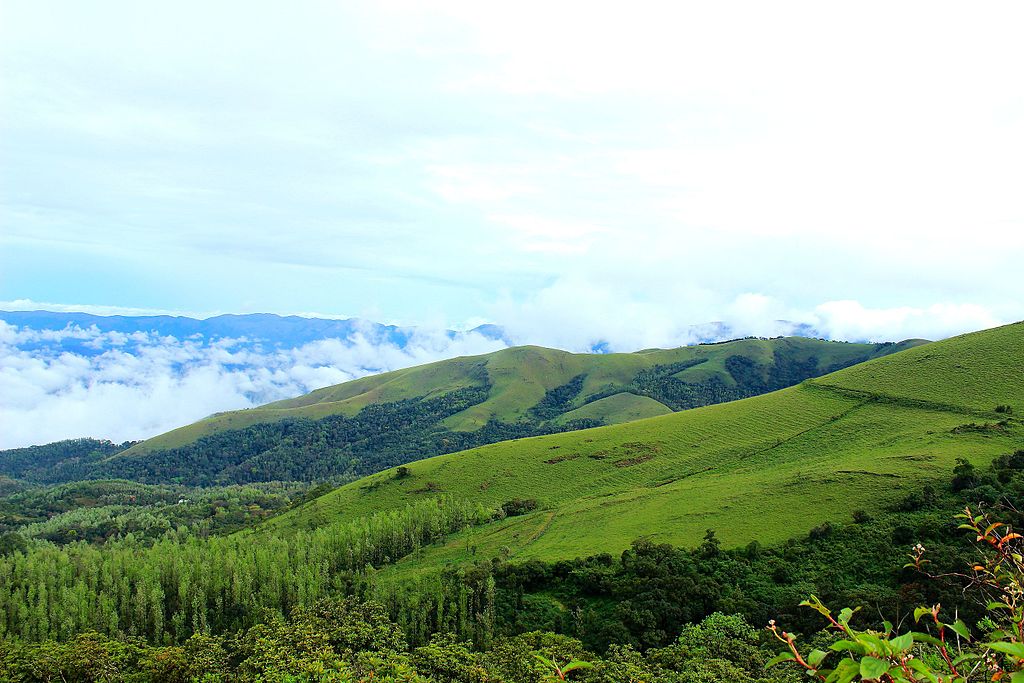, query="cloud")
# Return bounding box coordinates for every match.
[809,301,1004,343]
[2,3,1020,325]
[0,321,505,449]
[491,276,1013,352]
